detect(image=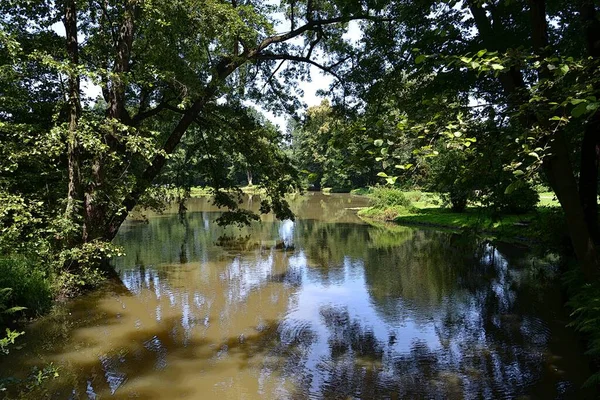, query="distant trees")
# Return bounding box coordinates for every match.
[290,100,379,191]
